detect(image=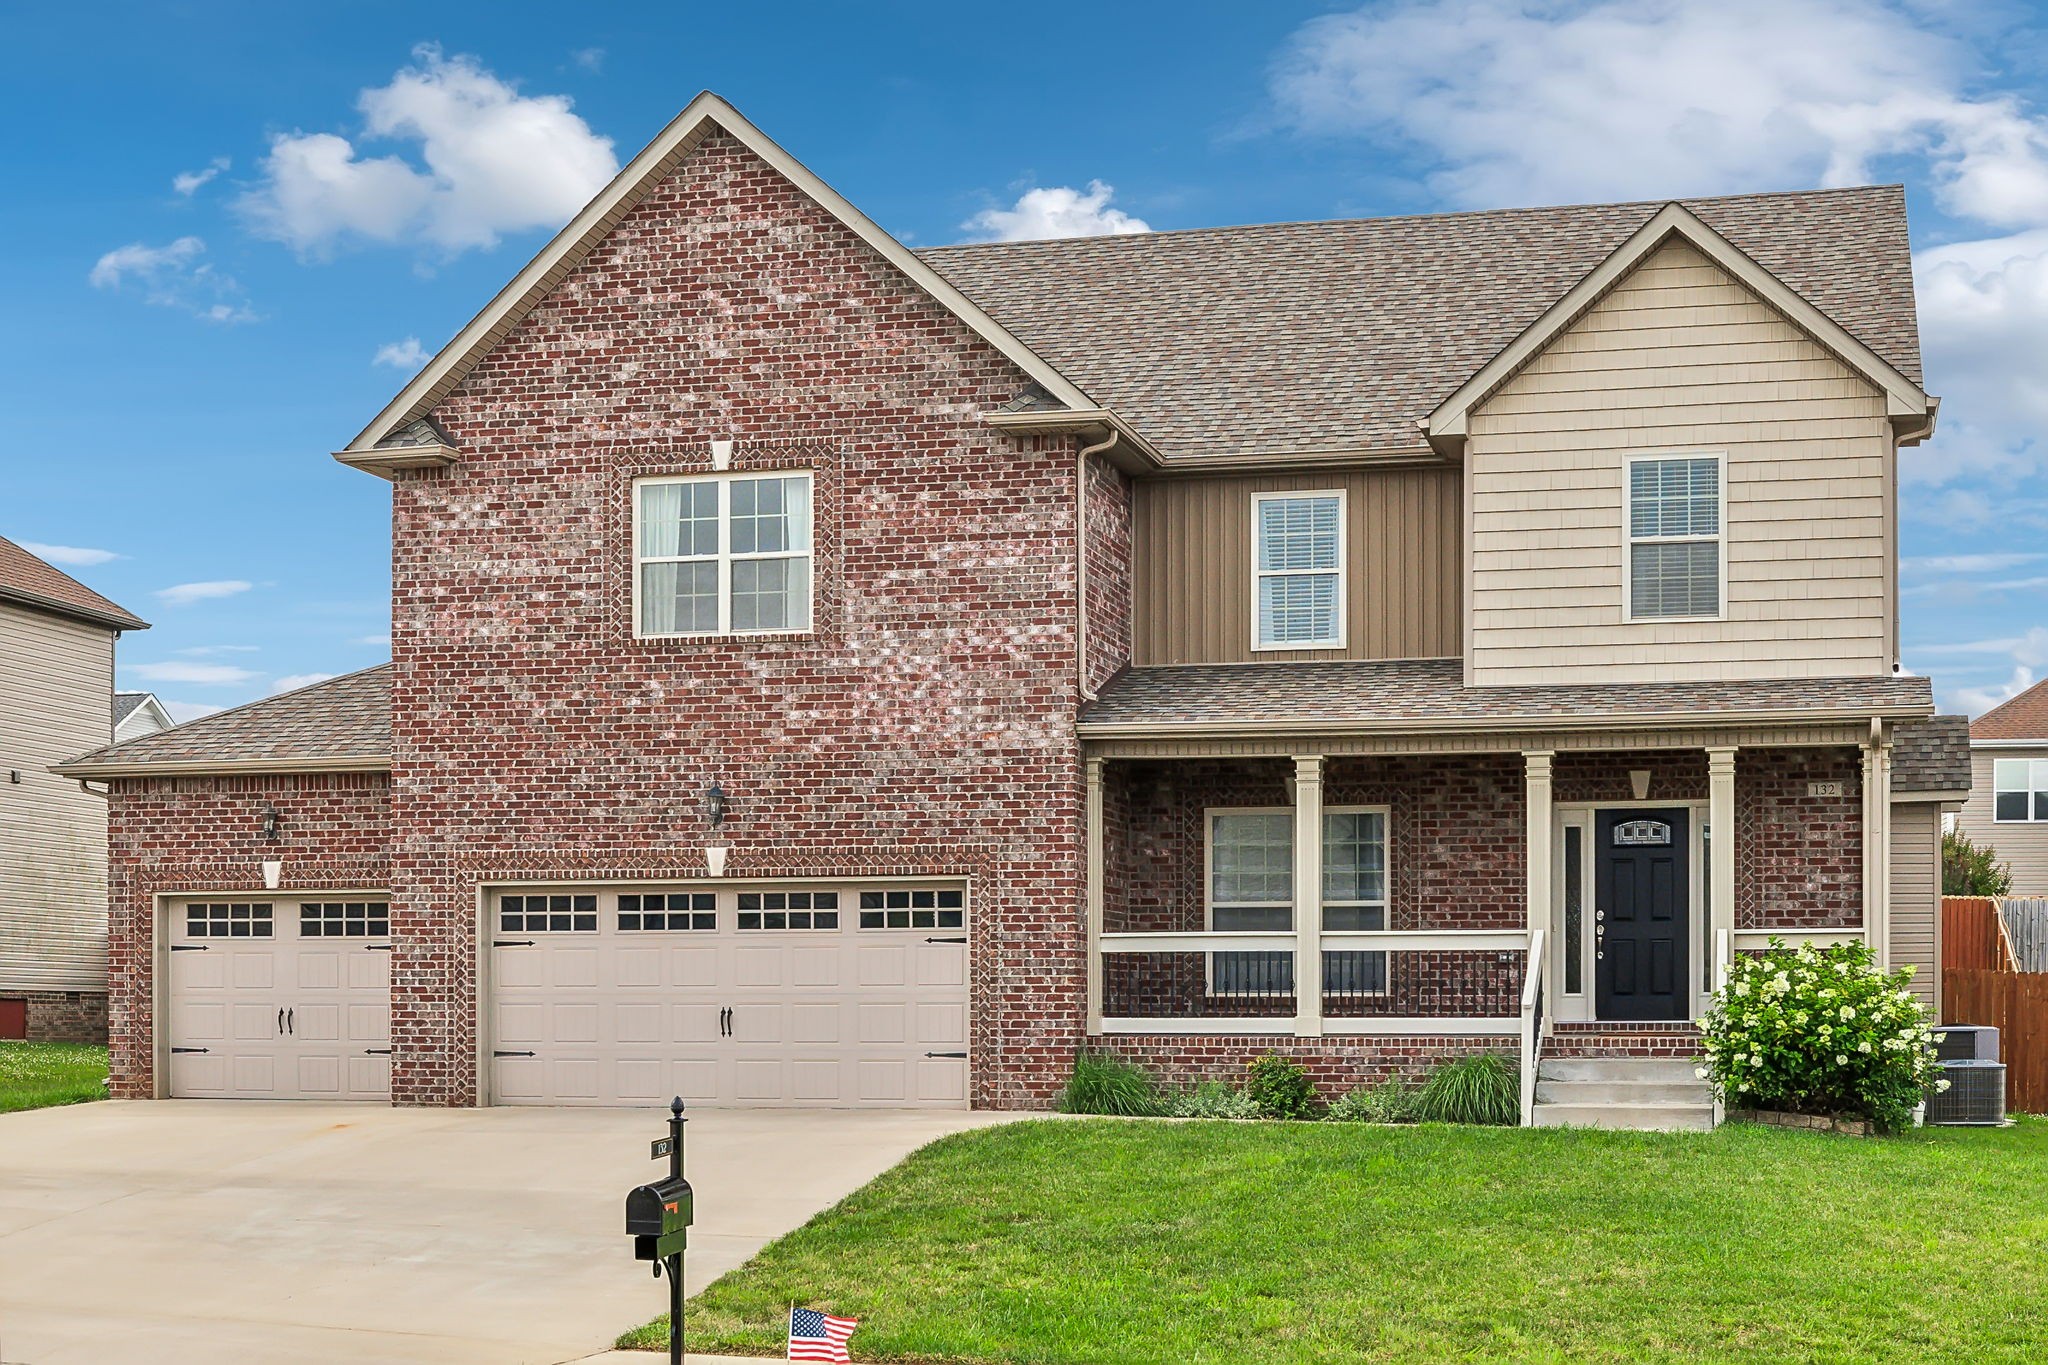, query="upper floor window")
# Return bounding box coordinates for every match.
[1626,455,1722,620]
[1994,758,2048,822]
[635,472,812,637]
[1253,491,1345,649]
